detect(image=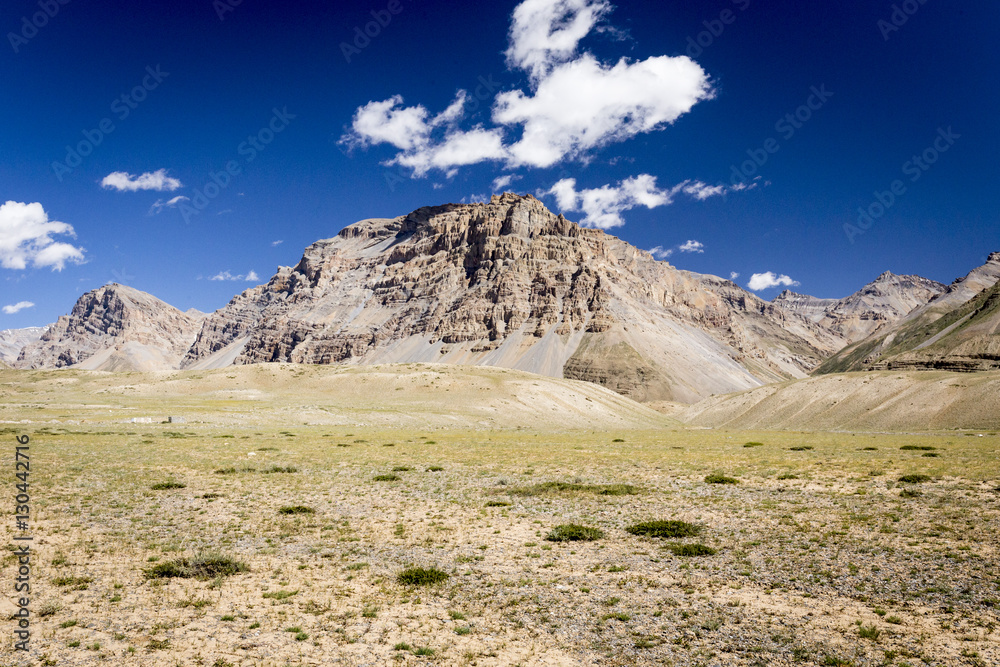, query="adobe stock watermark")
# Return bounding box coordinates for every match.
[213,0,243,21]
[878,0,930,41]
[844,126,959,244]
[341,0,405,63]
[178,107,296,223]
[7,0,71,54]
[685,0,751,58]
[730,85,833,185]
[51,65,169,182]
